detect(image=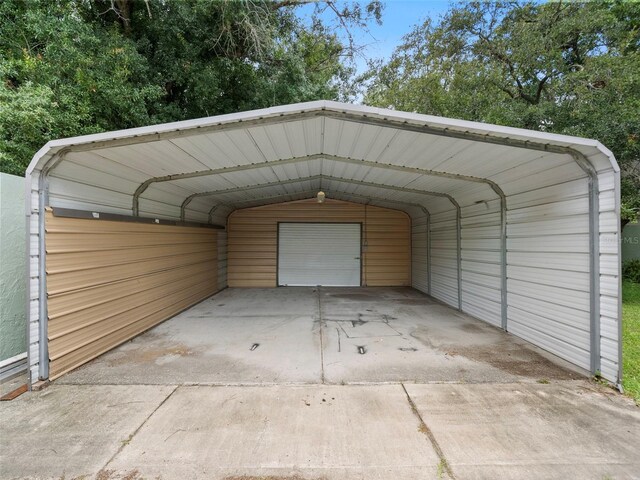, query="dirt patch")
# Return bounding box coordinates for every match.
[410,324,578,379]
[94,470,142,480]
[328,293,375,300]
[395,299,436,305]
[443,341,578,380]
[107,342,197,366]
[459,323,485,333]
